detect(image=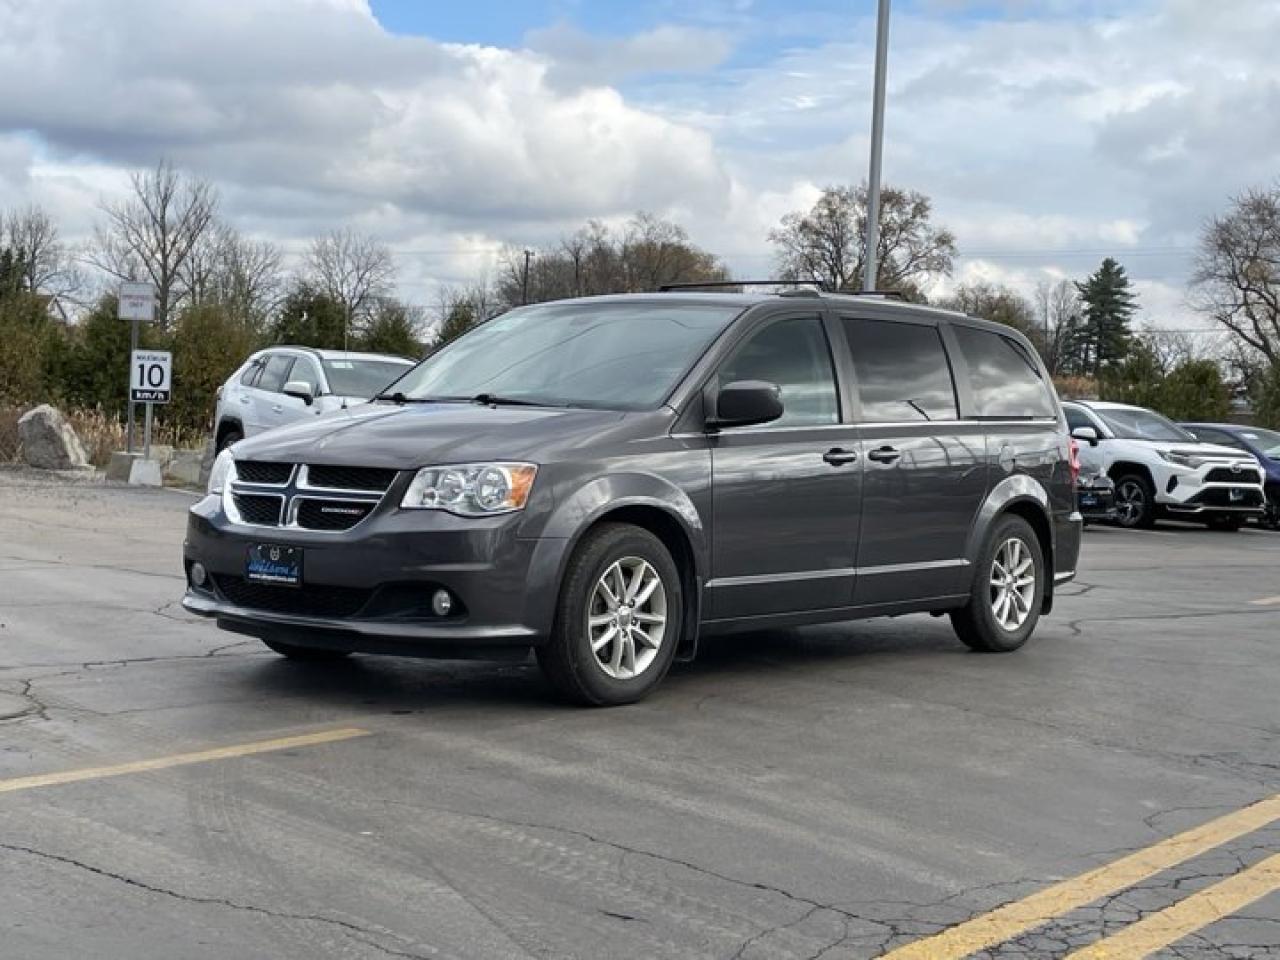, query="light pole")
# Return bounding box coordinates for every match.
[521,248,535,305]
[862,0,891,292]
